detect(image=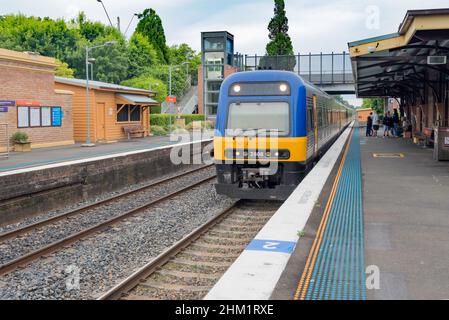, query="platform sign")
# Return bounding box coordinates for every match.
[51,107,62,126]
[0,100,15,107]
[0,107,8,112]
[16,100,40,106]
[165,96,177,103]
